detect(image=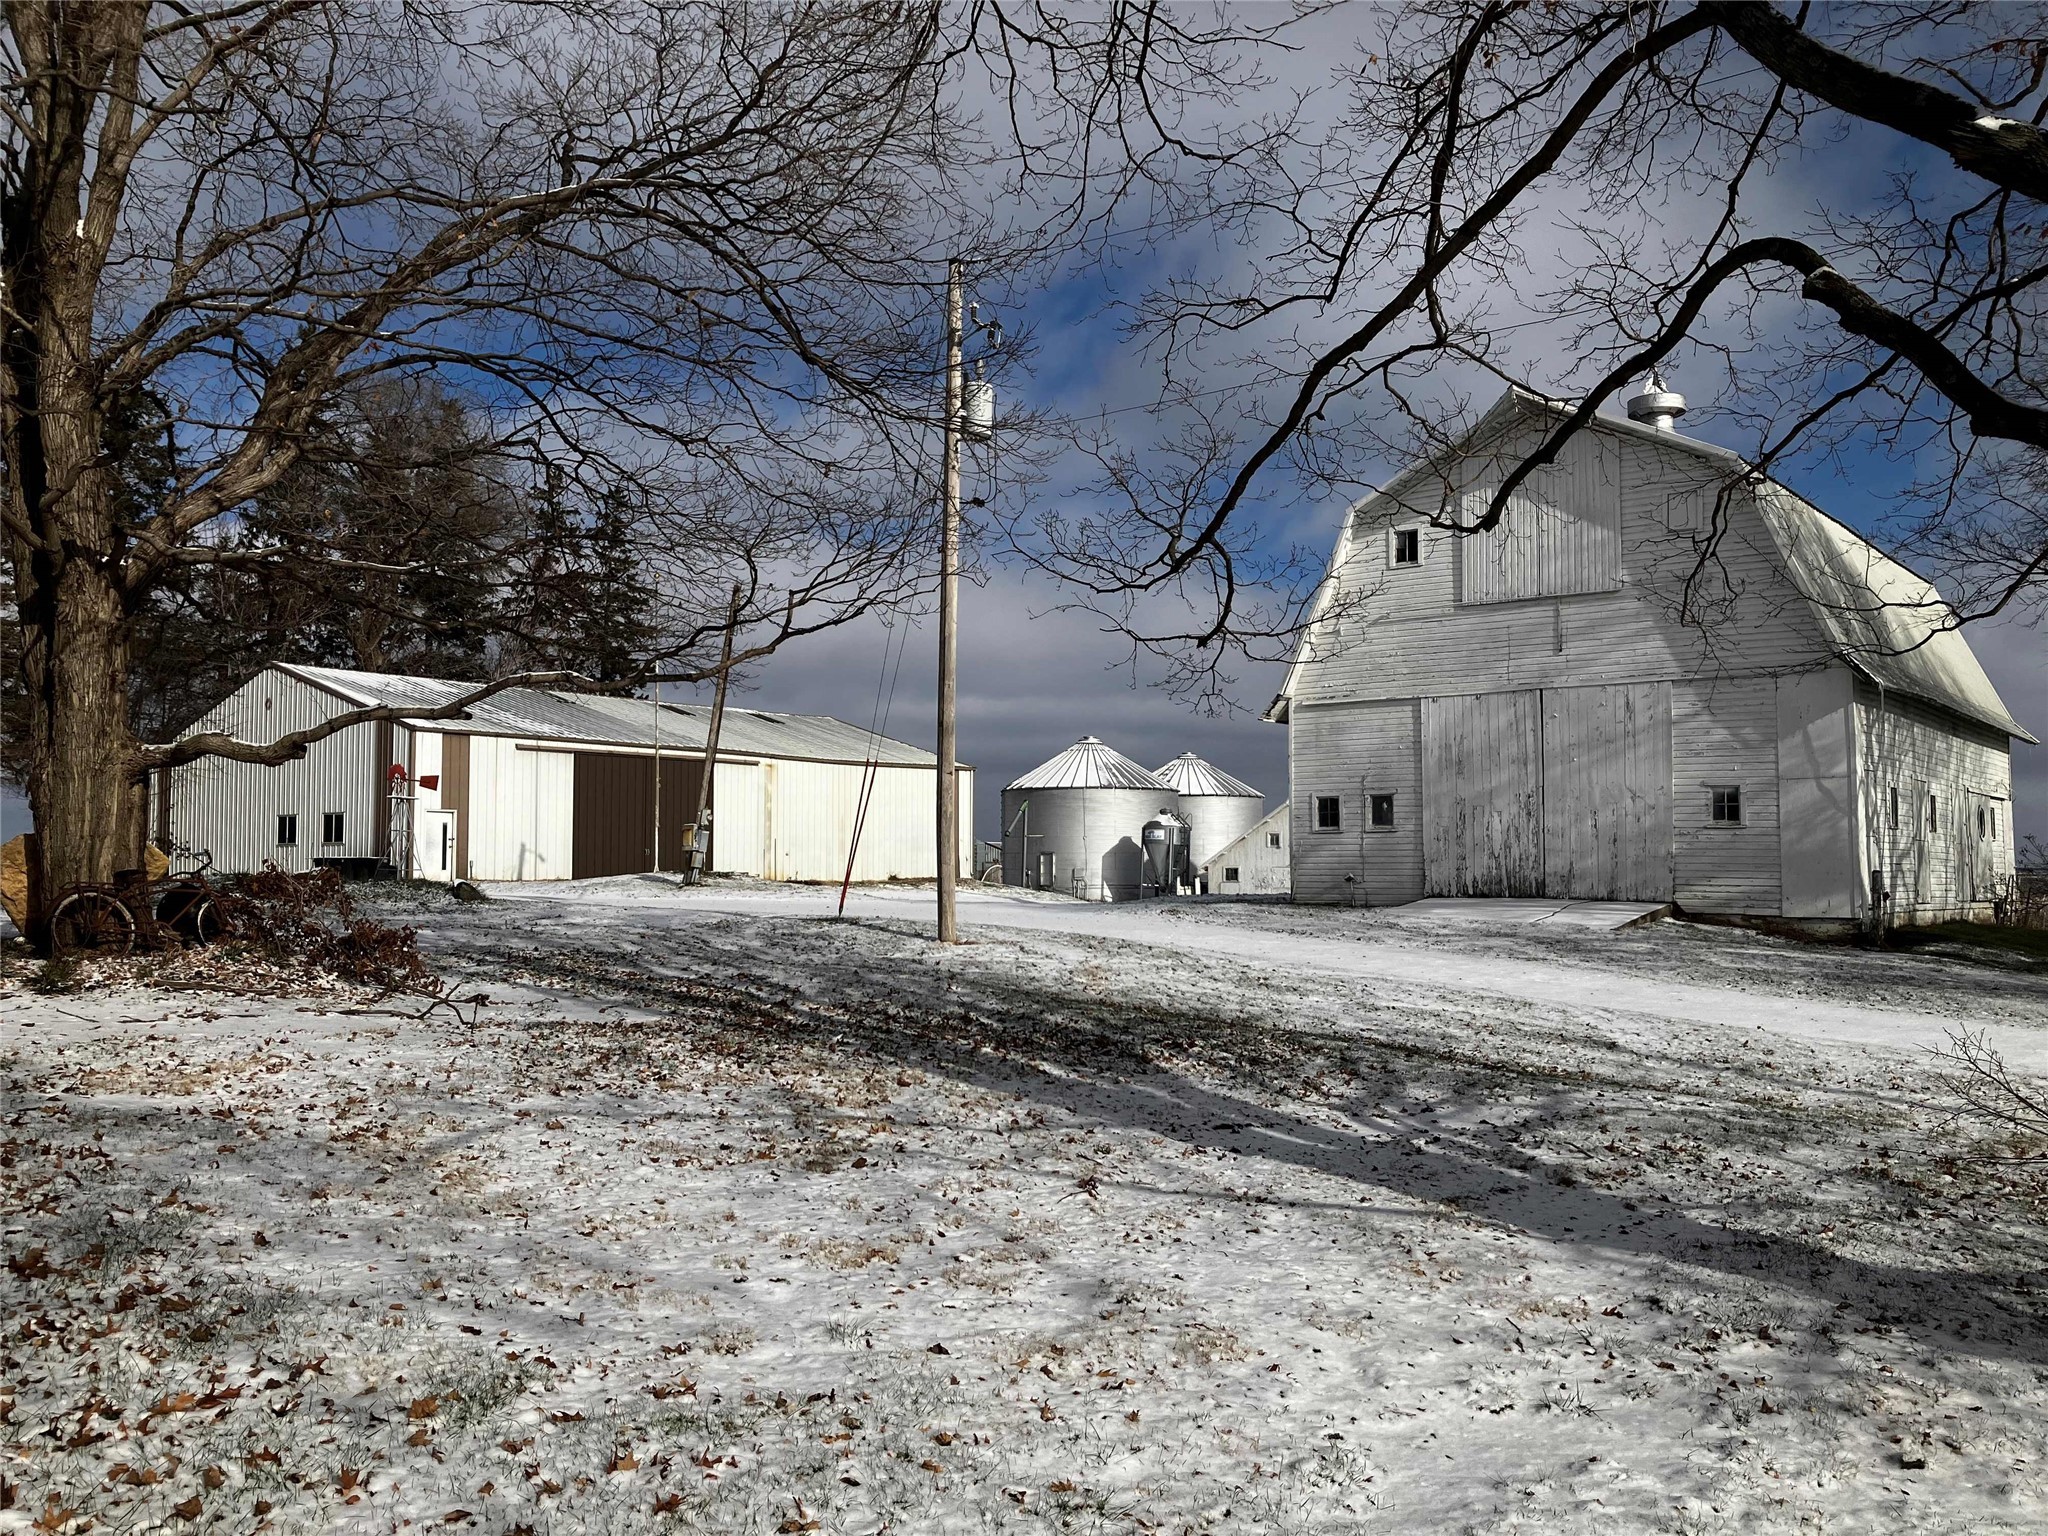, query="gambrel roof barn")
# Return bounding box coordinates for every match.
[1269,385,2033,925]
